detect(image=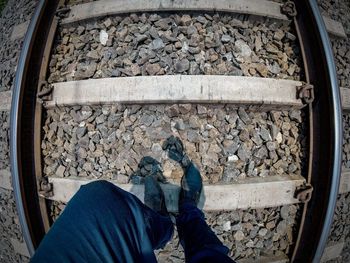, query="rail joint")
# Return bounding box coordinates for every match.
[298,83,314,104]
[281,1,297,18]
[295,183,314,203]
